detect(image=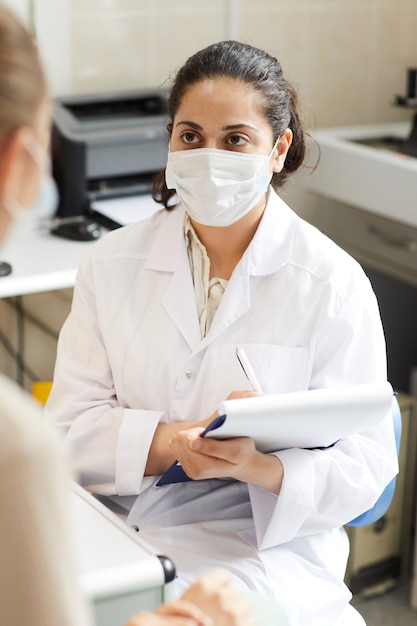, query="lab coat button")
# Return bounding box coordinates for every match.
[186,370,195,380]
